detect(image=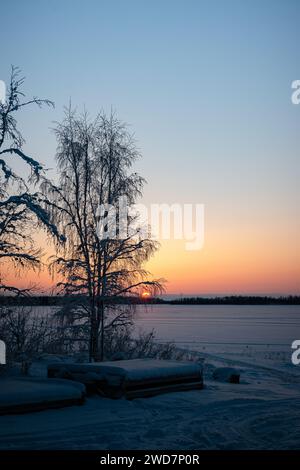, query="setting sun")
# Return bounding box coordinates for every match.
[141,292,151,299]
